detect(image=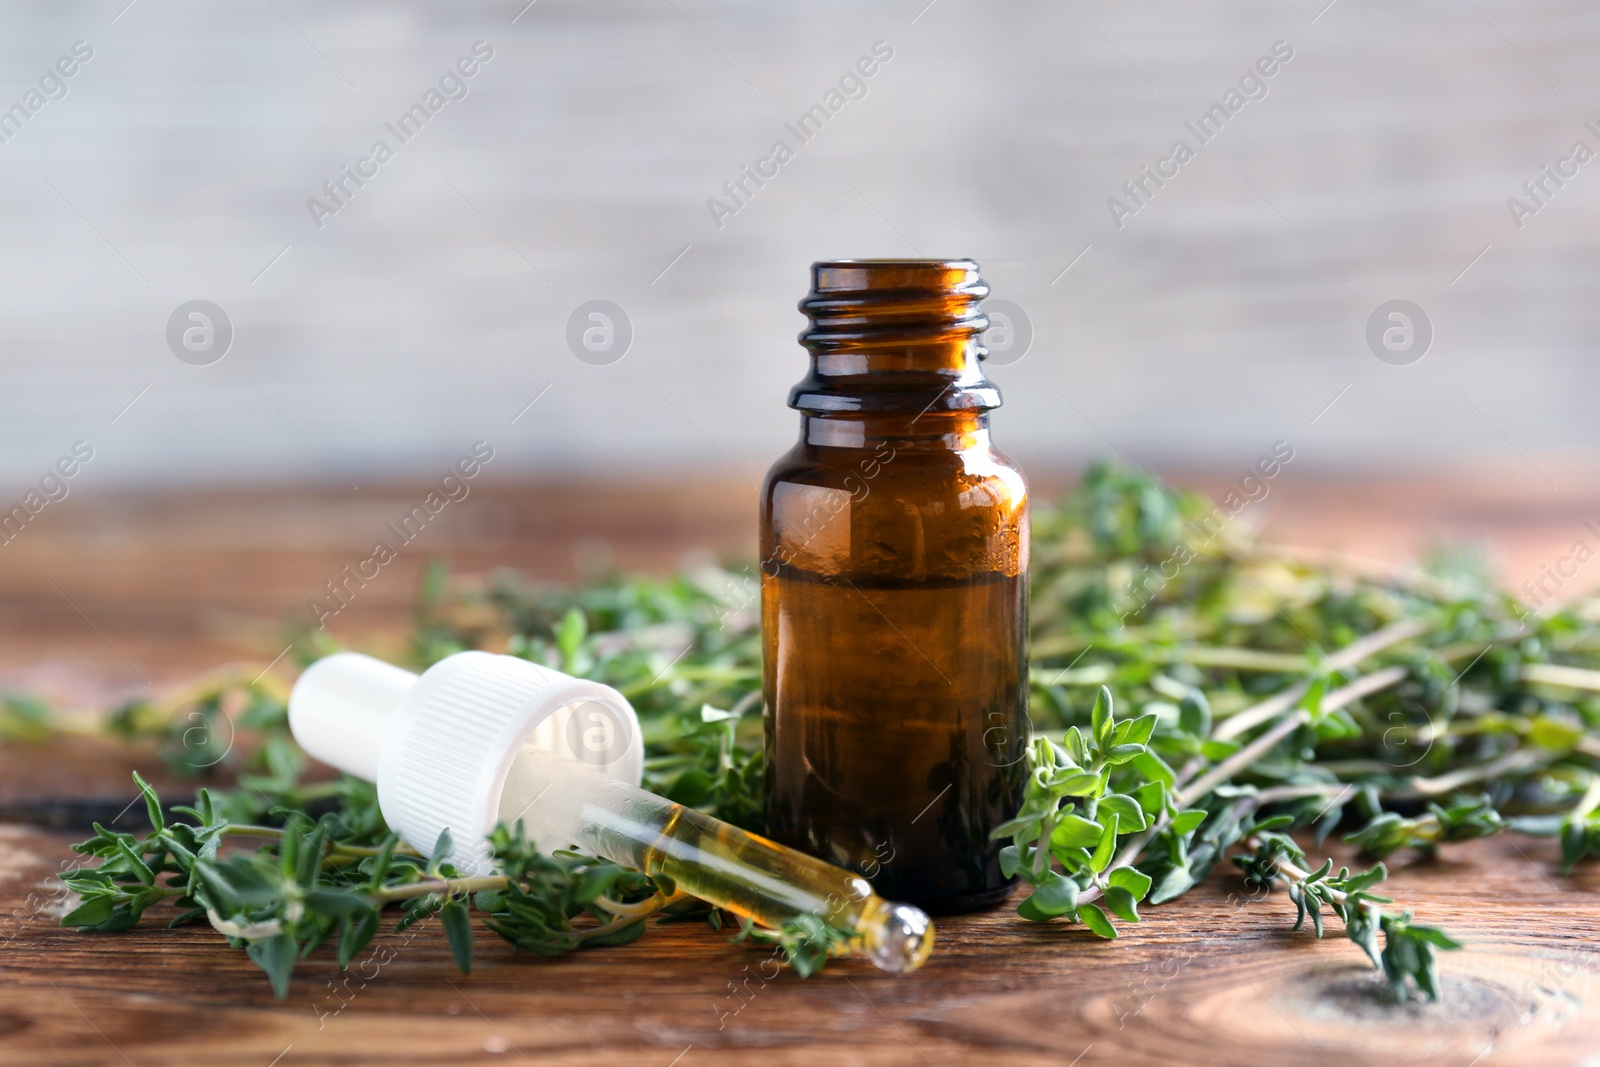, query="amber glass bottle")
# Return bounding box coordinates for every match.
[760,259,1029,914]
